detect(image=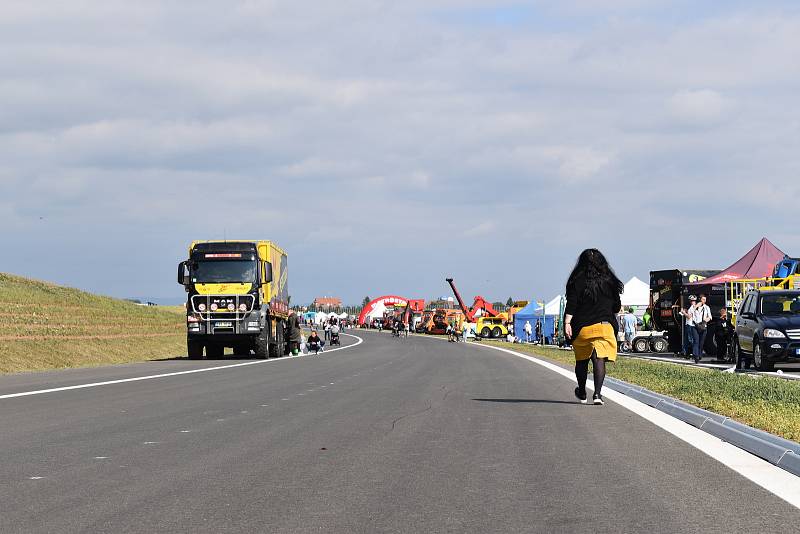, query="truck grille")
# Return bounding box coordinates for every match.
[787,329,800,340]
